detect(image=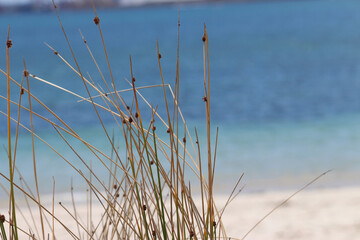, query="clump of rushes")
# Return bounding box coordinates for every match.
[0,0,230,238]
[0,0,329,239]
